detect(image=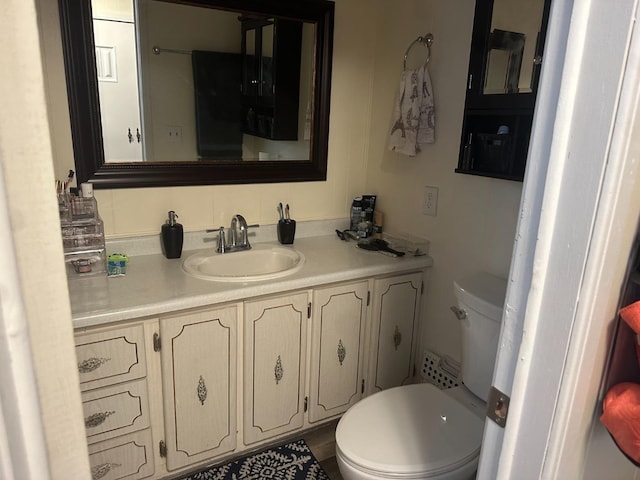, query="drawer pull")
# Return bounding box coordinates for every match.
[84,410,115,428]
[197,375,207,405]
[337,339,346,365]
[393,326,402,351]
[92,462,121,480]
[274,355,283,384]
[78,357,111,374]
